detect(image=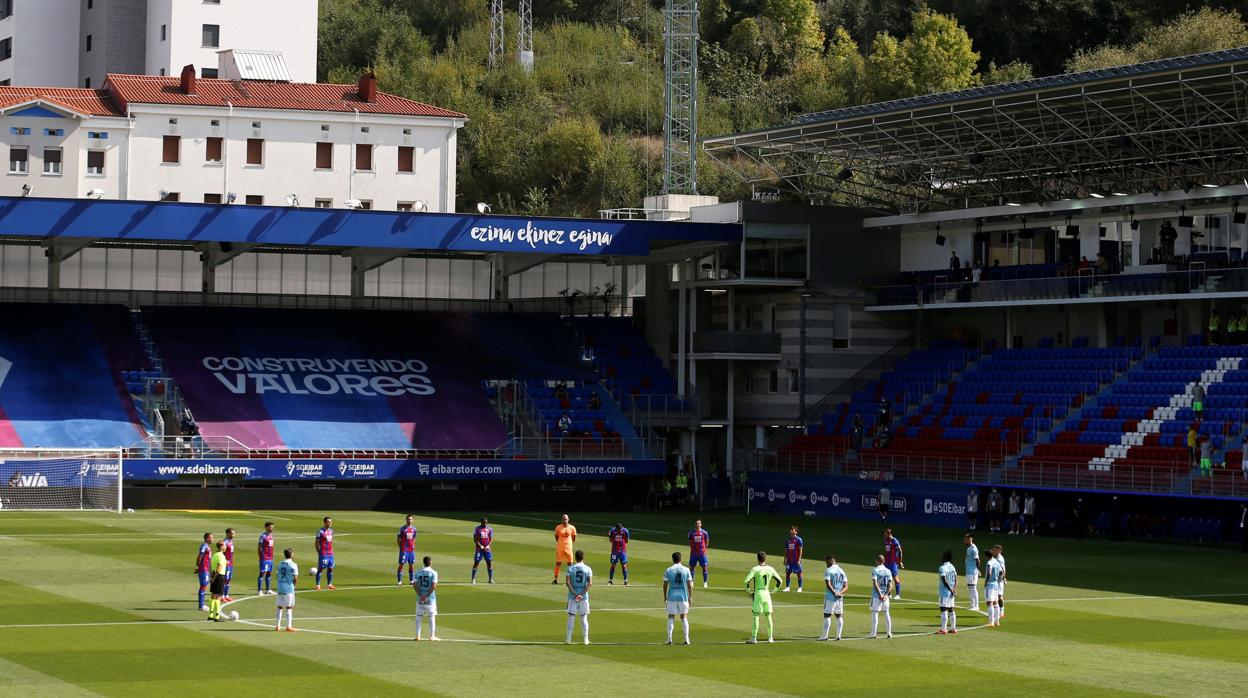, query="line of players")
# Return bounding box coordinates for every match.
[194,514,1009,641]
